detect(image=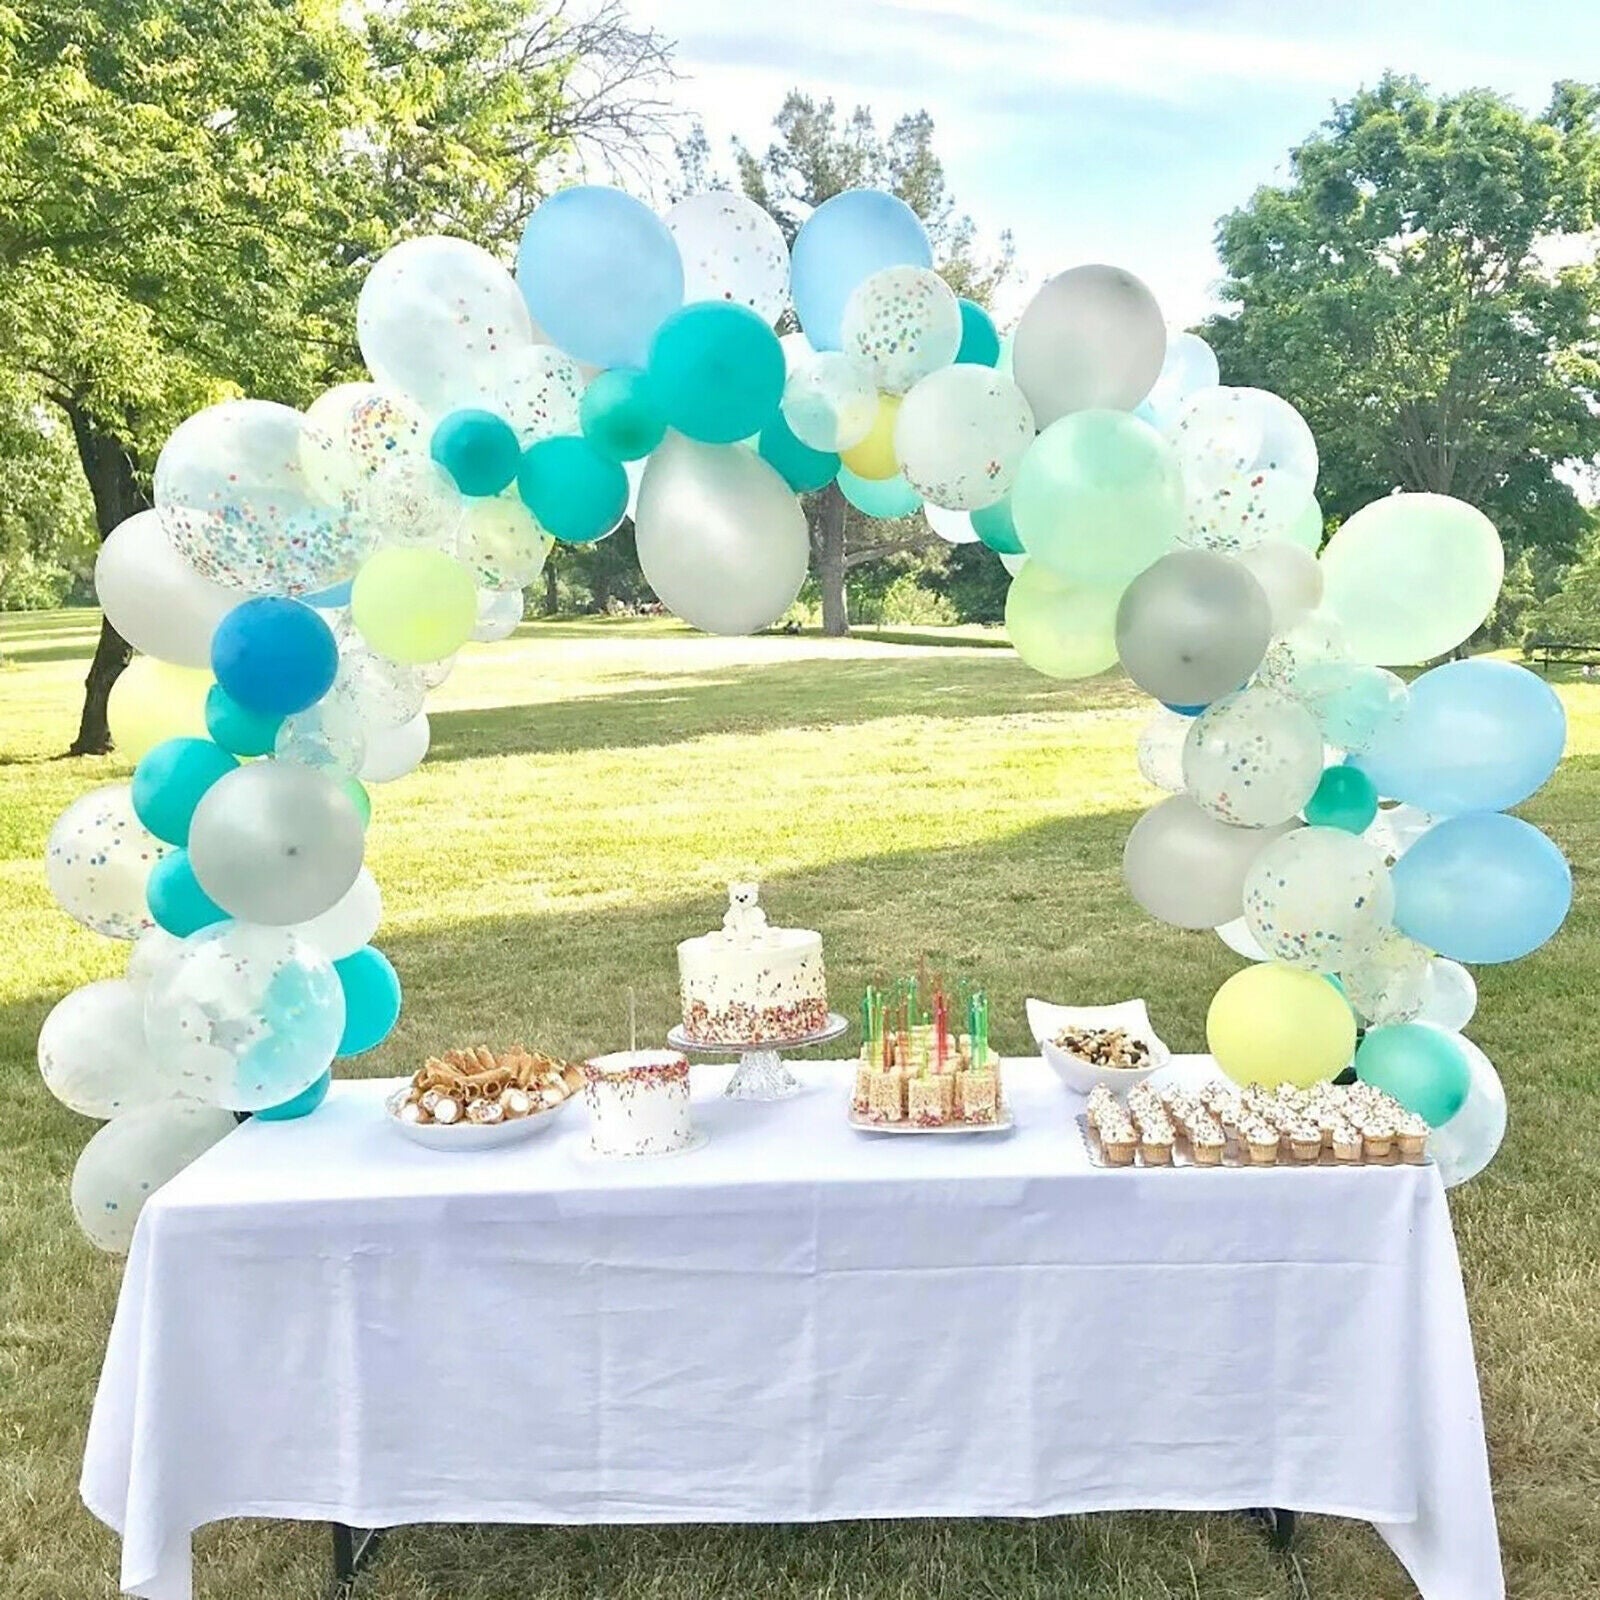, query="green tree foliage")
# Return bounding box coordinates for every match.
[1204,75,1600,557]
